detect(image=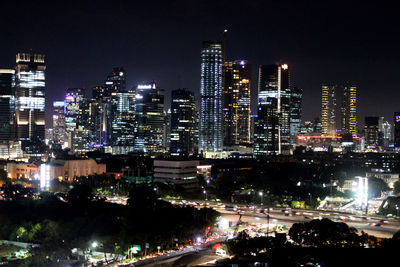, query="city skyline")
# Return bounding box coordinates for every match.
[1,1,399,128]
